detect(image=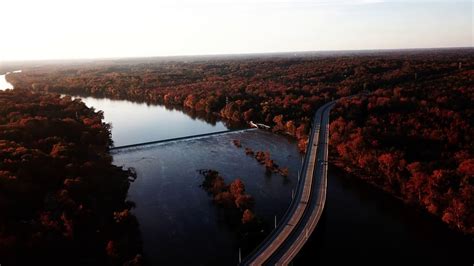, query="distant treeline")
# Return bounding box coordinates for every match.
[0,90,142,265]
[8,49,472,153]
